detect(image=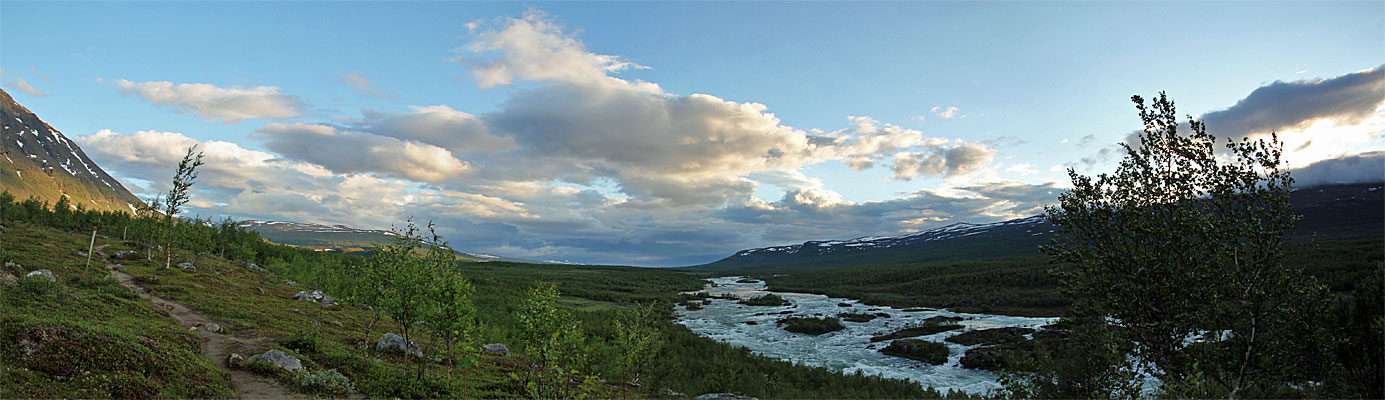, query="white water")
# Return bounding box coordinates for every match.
[674,276,1056,394]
